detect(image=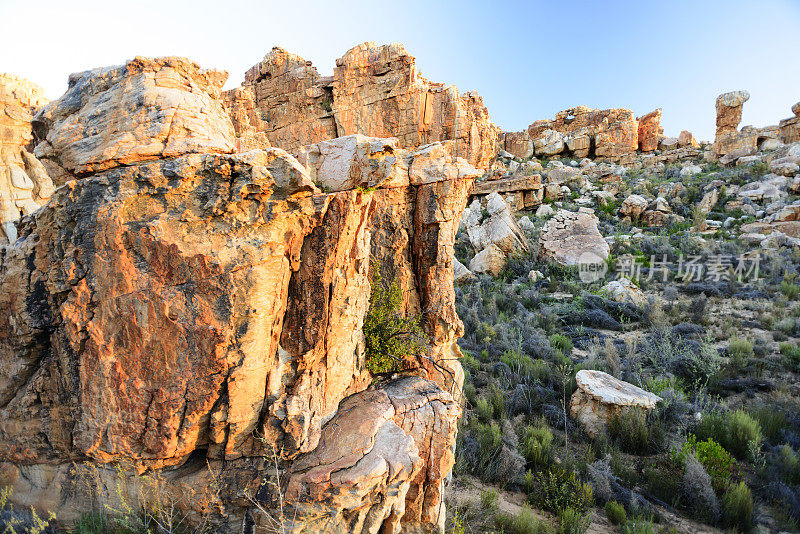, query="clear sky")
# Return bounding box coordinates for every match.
[2,0,798,141]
